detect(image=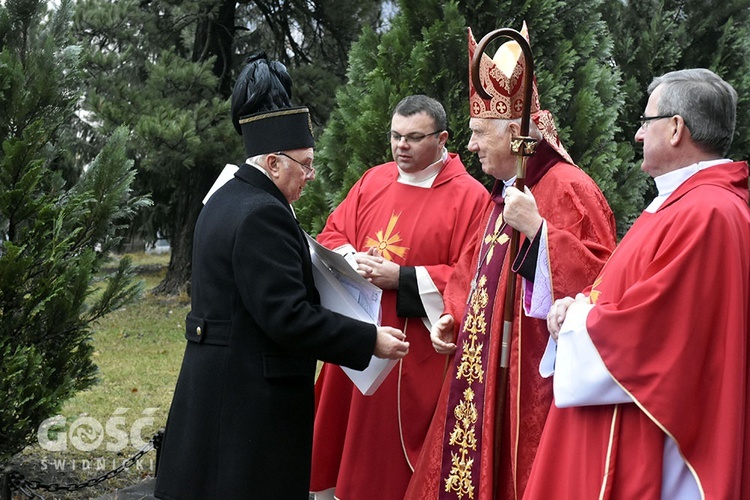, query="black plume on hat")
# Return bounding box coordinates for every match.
[230,53,315,157]
[231,52,293,135]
